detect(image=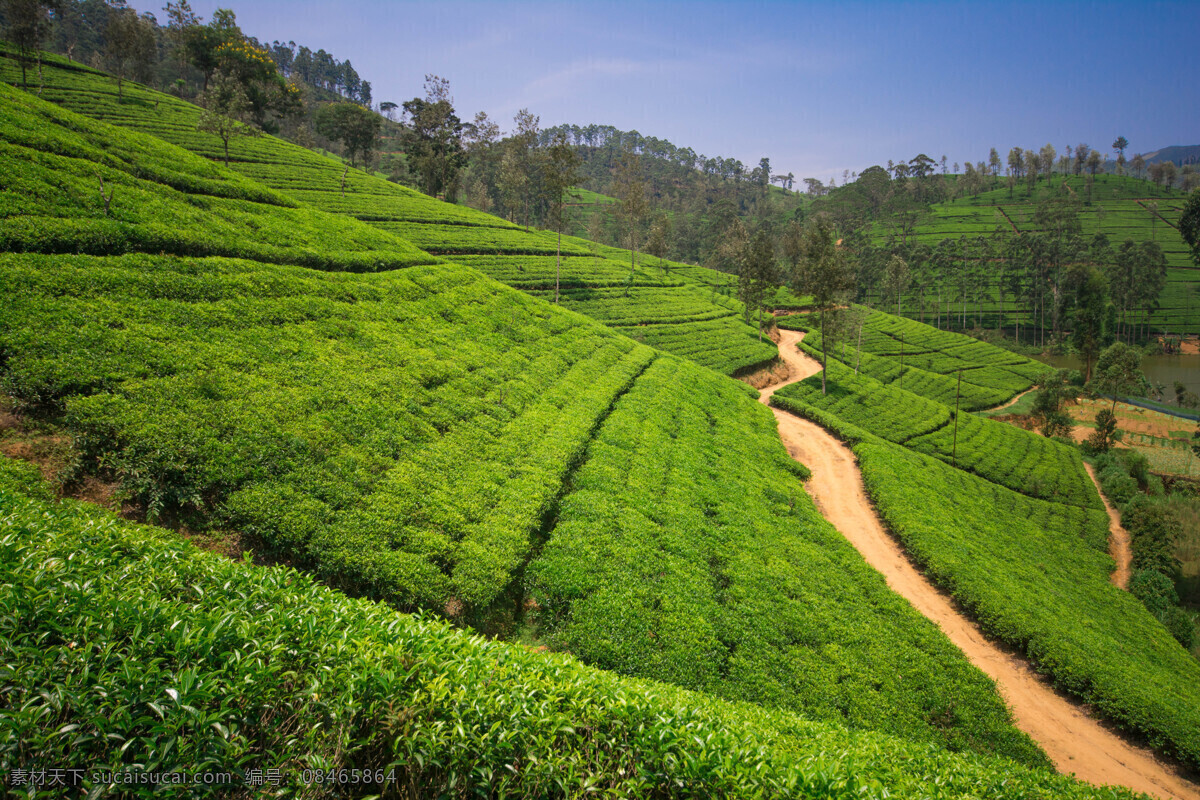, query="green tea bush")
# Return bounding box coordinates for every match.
[777,363,1097,507]
[2,54,777,377]
[0,465,1129,800]
[772,377,1200,771]
[529,357,1045,764]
